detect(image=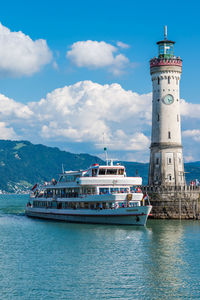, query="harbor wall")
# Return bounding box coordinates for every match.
[142,185,200,219]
